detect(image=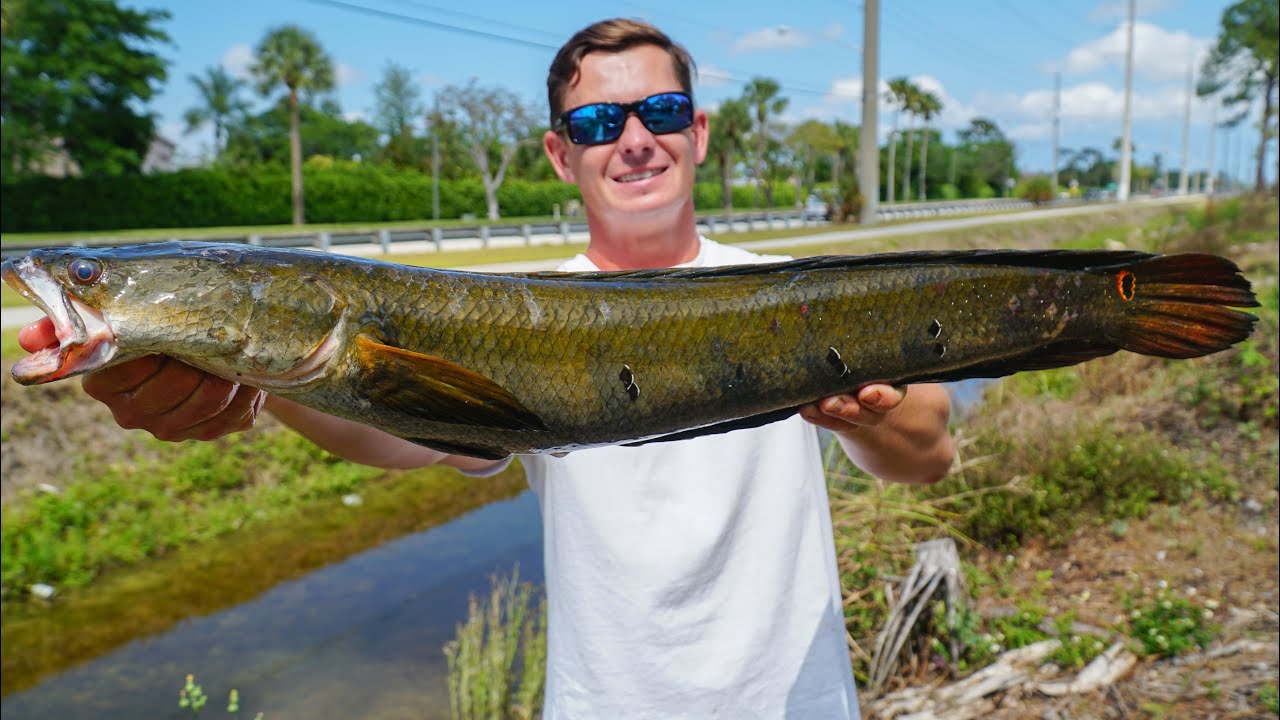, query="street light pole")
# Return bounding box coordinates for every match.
[859,0,880,225]
[1117,0,1135,201]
